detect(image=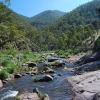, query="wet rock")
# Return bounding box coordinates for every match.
[48,58,58,62]
[44,67,55,73]
[0,80,3,88]
[27,62,37,67]
[39,75,53,82]
[58,73,62,76]
[14,73,22,78]
[33,88,39,94]
[44,94,50,100]
[93,92,100,100]
[2,80,7,84]
[19,93,40,100]
[56,62,65,67]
